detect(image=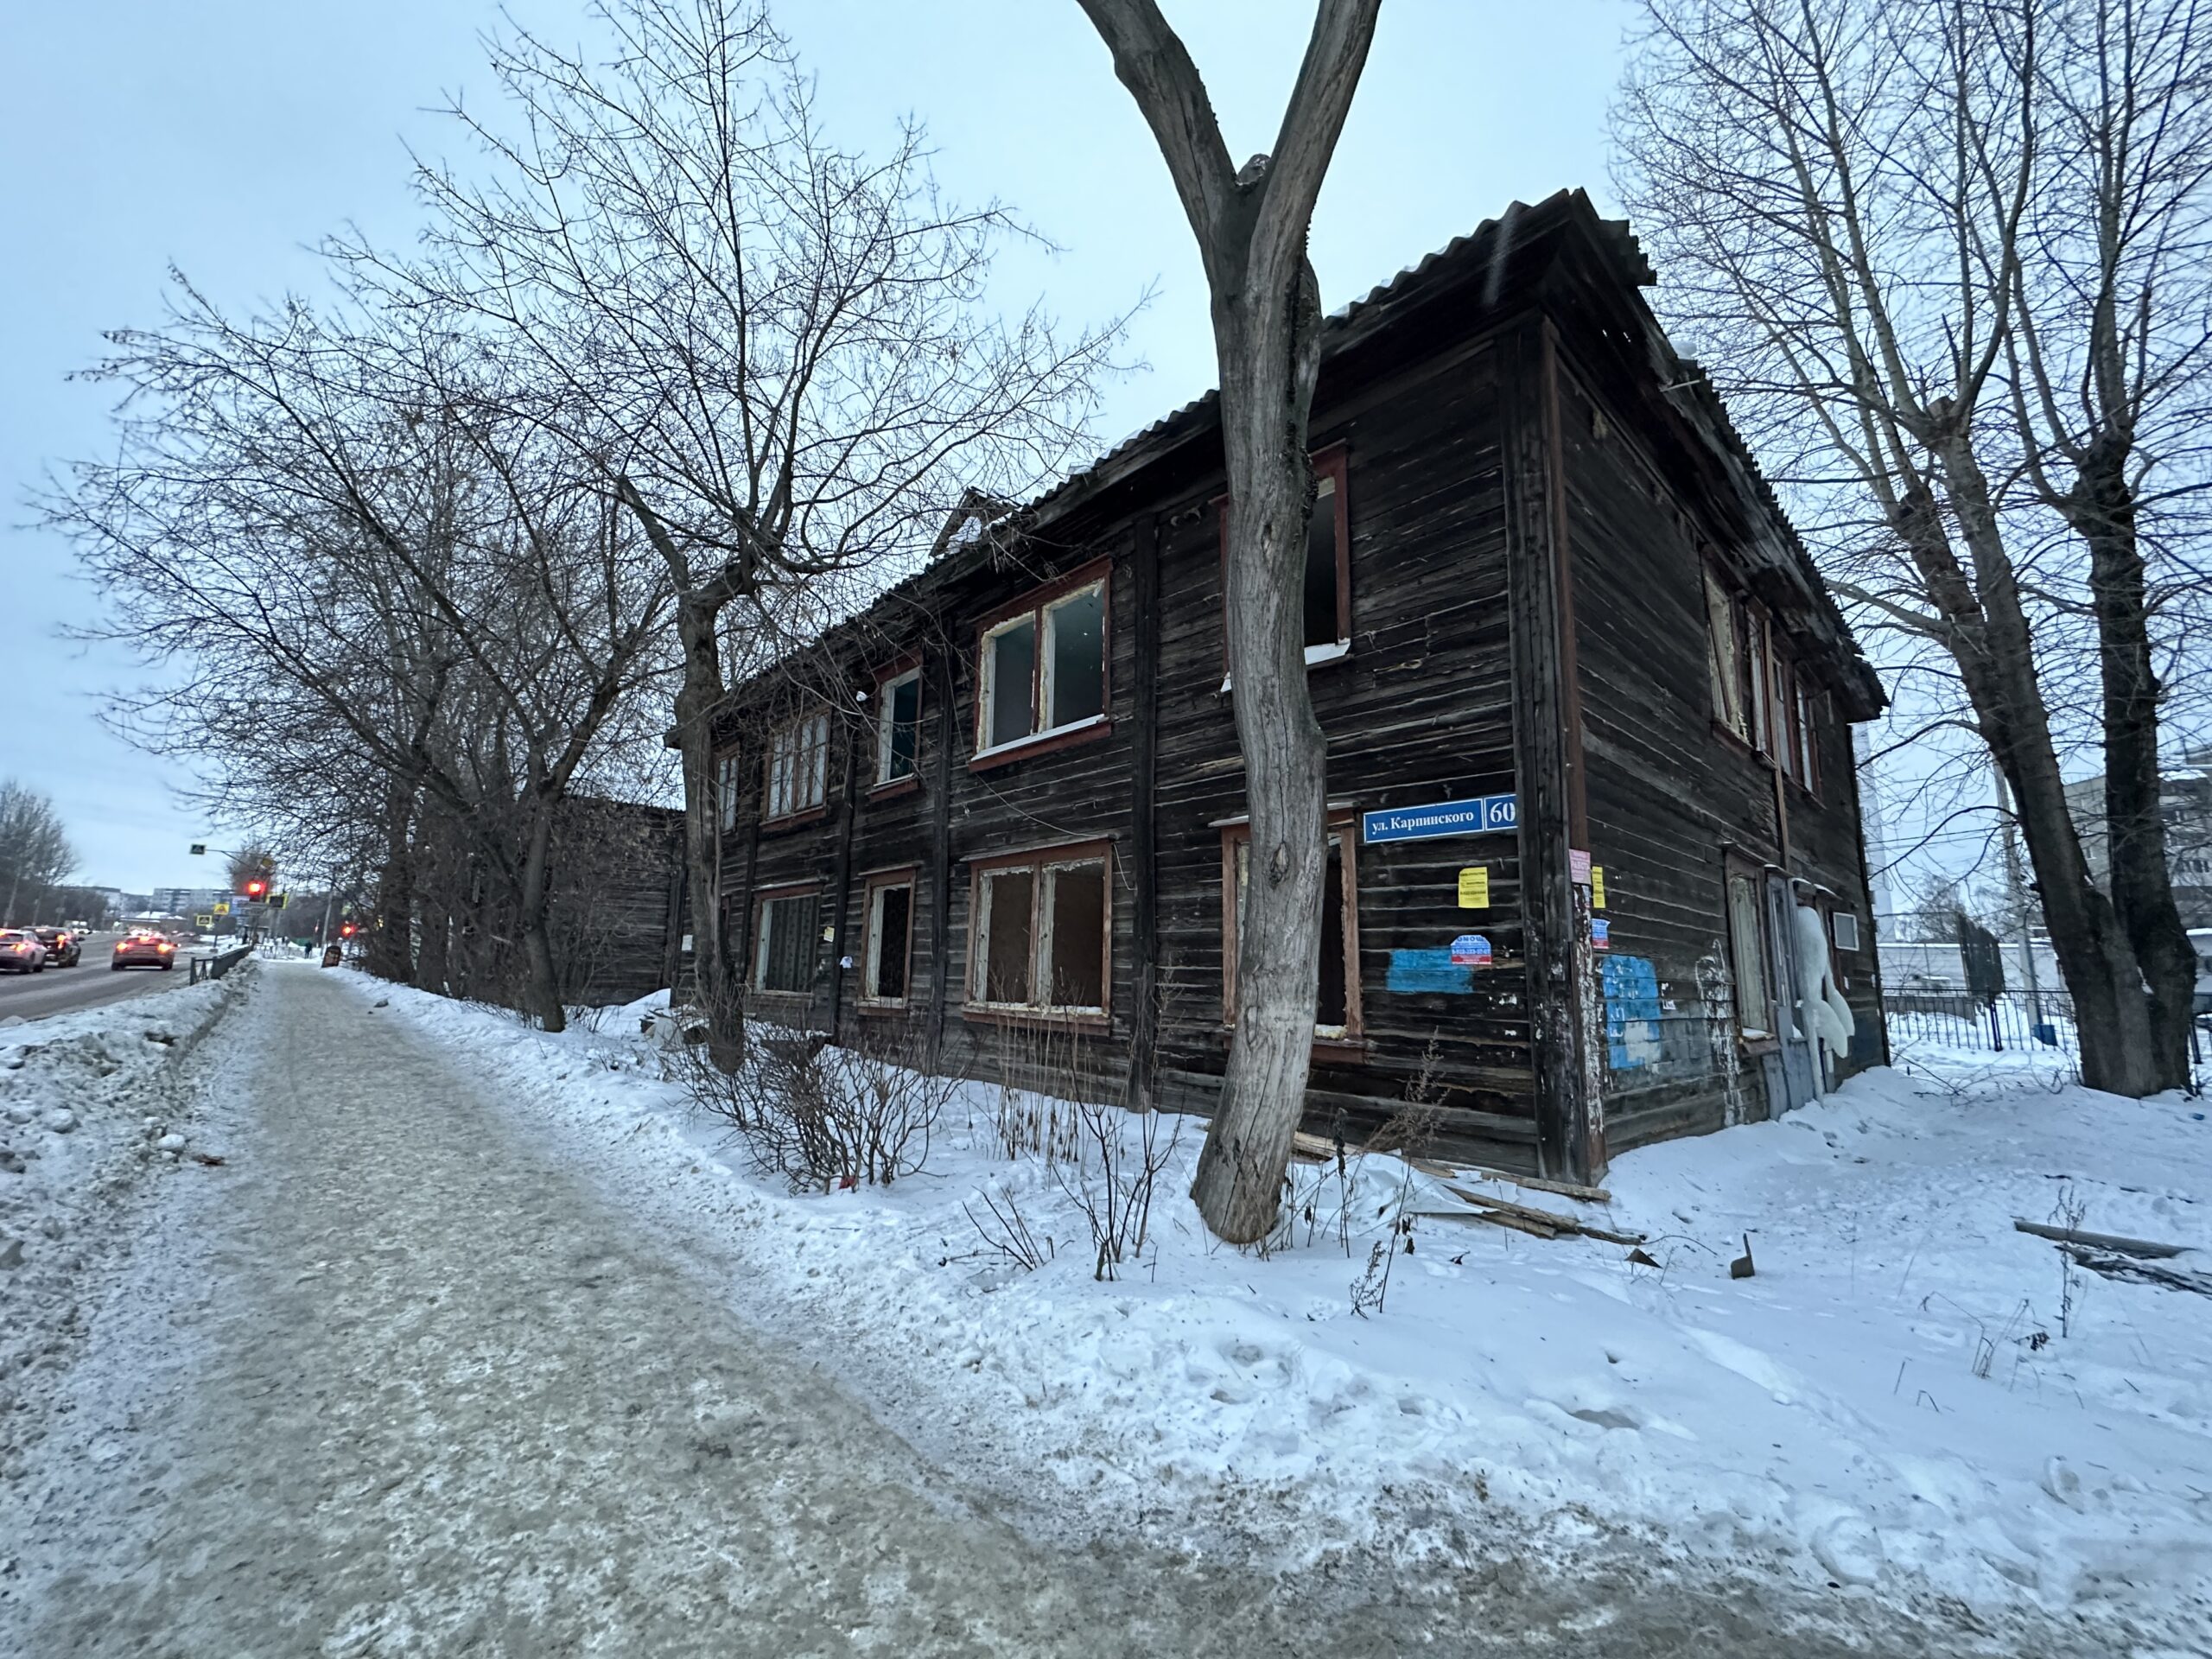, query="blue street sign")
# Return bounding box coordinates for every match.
[1361,793,1517,845]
